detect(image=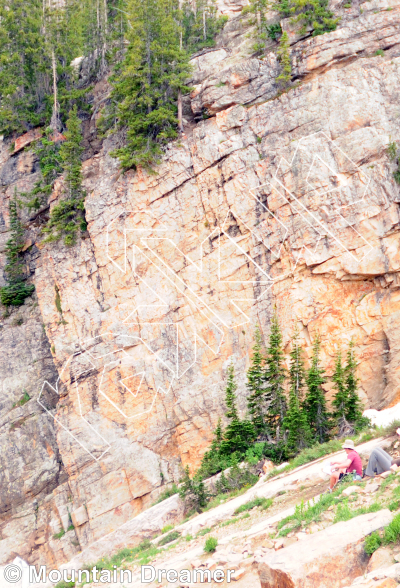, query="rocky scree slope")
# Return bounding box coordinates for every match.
[39,436,400,588]
[1,0,400,569]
